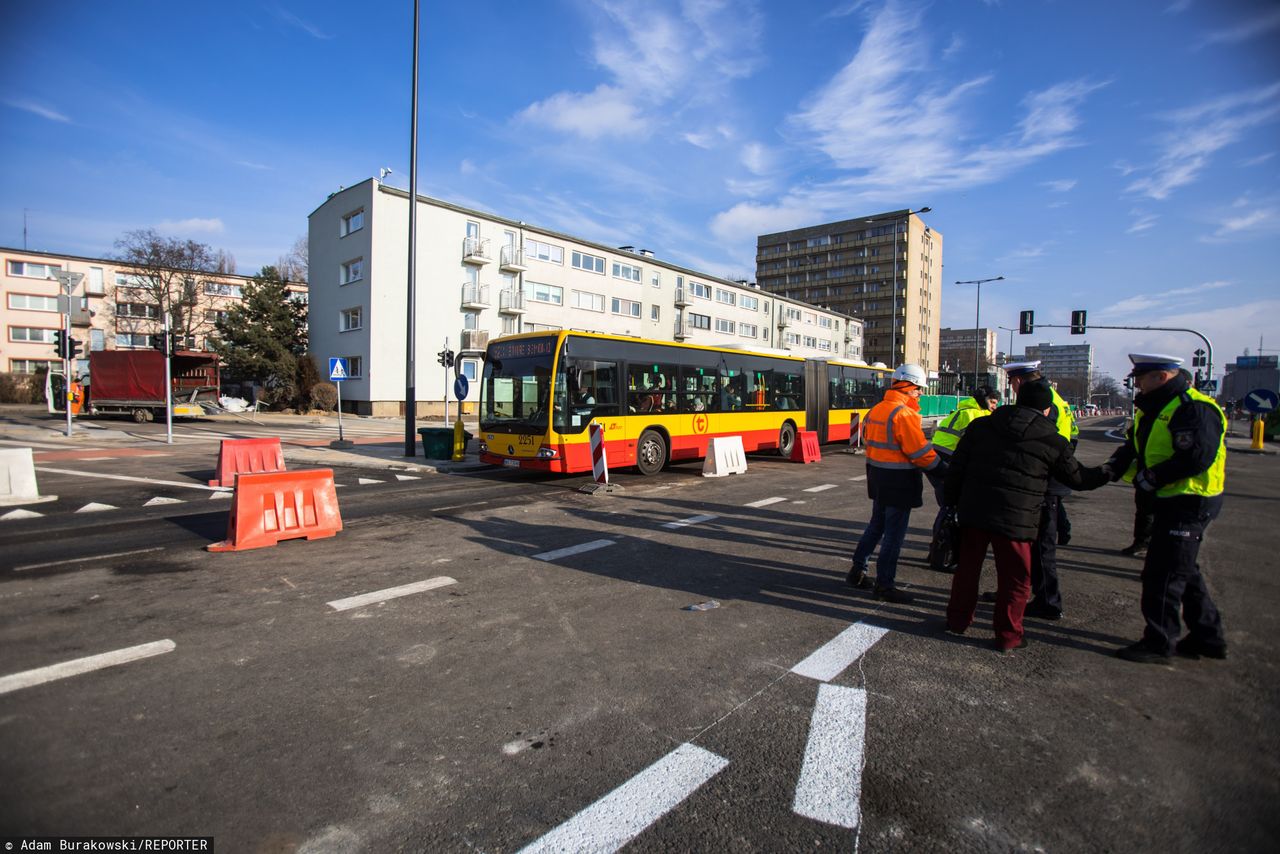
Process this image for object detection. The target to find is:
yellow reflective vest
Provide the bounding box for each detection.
[1050,387,1079,442]
[932,398,990,453]
[1123,387,1226,497]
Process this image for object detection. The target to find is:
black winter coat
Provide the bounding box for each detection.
[943,405,1108,540]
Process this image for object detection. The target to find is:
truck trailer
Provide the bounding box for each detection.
[85,350,220,422]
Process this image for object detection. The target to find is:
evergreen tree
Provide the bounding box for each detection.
[213,266,308,404]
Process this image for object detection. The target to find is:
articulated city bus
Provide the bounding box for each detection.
[477,330,890,475]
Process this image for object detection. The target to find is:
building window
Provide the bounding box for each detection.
[819,316,833,329]
[501,315,522,335]
[114,273,149,288]
[739,323,758,338]
[715,289,736,306]
[7,293,59,312]
[462,311,479,330]
[87,267,105,295]
[572,251,605,274]
[205,309,229,324]
[10,359,55,373]
[343,356,363,378]
[90,329,105,351]
[340,258,363,285]
[650,305,660,321]
[117,332,158,349]
[716,318,735,334]
[688,312,711,330]
[803,335,817,347]
[340,209,365,236]
[786,307,802,321]
[818,340,832,352]
[572,290,605,312]
[7,260,62,278]
[460,359,478,381]
[785,332,800,345]
[9,326,58,343]
[689,281,711,299]
[741,294,759,311]
[340,307,362,331]
[523,280,563,305]
[612,262,642,282]
[650,271,661,289]
[203,281,243,298]
[611,297,641,317]
[118,303,160,319]
[524,239,564,265]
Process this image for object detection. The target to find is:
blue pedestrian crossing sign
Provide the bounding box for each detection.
[328,357,349,382]
[1244,388,1278,414]
[454,375,470,400]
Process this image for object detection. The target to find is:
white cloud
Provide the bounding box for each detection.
[1200,7,1280,46]
[1126,82,1280,200]
[1240,151,1275,167]
[1201,207,1279,242]
[156,217,225,235]
[740,142,774,175]
[4,98,70,123]
[941,32,965,60]
[269,5,331,40]
[519,85,645,140]
[1164,0,1192,13]
[1041,179,1077,192]
[997,243,1051,262]
[460,159,476,175]
[1127,212,1159,233]
[235,160,271,170]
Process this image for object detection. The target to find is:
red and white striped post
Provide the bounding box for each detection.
[848,412,863,453]
[589,421,609,485]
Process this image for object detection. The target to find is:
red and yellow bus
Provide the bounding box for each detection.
[477,330,891,475]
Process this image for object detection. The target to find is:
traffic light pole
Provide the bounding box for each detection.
[163,315,173,445]
[63,310,72,438]
[1031,322,1214,391]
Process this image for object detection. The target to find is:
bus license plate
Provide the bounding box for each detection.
[503,459,521,468]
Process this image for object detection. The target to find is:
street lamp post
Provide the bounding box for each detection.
[996,325,1017,363]
[955,276,1004,390]
[865,207,930,366]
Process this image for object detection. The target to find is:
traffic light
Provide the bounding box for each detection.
[153,333,168,355]
[437,349,455,368]
[68,337,82,359]
[1070,309,1087,335]
[53,330,68,358]
[1124,375,1134,391]
[169,332,181,355]
[1019,310,1034,335]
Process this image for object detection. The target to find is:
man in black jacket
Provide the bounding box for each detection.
[943,380,1110,652]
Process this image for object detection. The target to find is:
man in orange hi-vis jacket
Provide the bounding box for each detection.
[846,363,942,604]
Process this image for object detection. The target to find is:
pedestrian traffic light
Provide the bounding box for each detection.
[1019,310,1034,335]
[1070,310,1087,335]
[437,349,455,368]
[53,330,68,358]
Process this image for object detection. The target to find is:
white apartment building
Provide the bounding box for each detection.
[309,179,865,416]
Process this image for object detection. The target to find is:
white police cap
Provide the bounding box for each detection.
[1128,353,1184,375]
[1003,360,1042,378]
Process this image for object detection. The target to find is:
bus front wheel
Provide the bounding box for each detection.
[778,422,797,458]
[636,429,667,476]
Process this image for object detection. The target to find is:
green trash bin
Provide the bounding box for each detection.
[418,427,455,460]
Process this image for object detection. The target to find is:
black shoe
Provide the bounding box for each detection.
[980,591,997,603]
[874,586,915,605]
[994,637,1028,655]
[846,565,873,590]
[1024,602,1063,621]
[1115,642,1172,664]
[1120,542,1148,558]
[1057,532,1072,546]
[1175,636,1228,660]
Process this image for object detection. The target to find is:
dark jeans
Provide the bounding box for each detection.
[948,528,1034,648]
[852,501,912,589]
[1030,495,1062,612]
[1133,487,1157,545]
[1140,495,1225,653]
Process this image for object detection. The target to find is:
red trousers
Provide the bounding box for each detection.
[947,527,1034,649]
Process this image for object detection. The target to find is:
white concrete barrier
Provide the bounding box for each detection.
[0,447,57,506]
[702,436,748,477]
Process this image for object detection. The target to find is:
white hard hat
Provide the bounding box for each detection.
[891,363,928,387]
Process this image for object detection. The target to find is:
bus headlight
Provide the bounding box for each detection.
[536,446,558,459]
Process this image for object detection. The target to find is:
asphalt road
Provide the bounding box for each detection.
[1,415,1277,852]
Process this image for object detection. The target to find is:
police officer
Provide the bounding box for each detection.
[1001,361,1079,620]
[1105,354,1228,664]
[928,386,999,570]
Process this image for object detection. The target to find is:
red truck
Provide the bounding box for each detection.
[86,350,220,422]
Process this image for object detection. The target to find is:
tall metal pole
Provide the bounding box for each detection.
[955,276,1003,390]
[163,313,173,445]
[64,310,72,438]
[404,0,421,457]
[891,219,899,365]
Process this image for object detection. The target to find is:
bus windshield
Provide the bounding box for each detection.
[480,335,558,433]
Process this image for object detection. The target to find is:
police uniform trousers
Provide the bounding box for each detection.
[1132,487,1157,547]
[1139,494,1225,653]
[1030,494,1062,613]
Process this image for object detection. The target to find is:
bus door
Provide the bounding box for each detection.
[805,359,829,442]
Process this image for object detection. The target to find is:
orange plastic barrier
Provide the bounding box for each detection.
[790,430,822,464]
[209,437,286,487]
[207,468,342,553]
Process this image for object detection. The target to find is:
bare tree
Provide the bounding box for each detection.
[113,229,219,347]
[277,235,308,283]
[214,249,237,274]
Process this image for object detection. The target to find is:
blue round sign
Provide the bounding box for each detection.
[453,375,470,400]
[1244,388,1278,414]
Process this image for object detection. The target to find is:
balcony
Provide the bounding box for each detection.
[462,237,491,265]
[674,287,691,307]
[499,246,527,272]
[461,329,490,351]
[461,284,490,310]
[674,319,691,340]
[498,289,526,314]
[777,313,792,328]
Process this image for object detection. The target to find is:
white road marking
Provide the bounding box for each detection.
[76,502,117,513]
[804,484,838,493]
[662,514,718,529]
[1,508,44,521]
[34,467,230,492]
[745,496,787,508]
[850,475,867,482]
[394,474,420,481]
[327,576,458,612]
[358,477,383,485]
[0,639,176,695]
[143,496,184,507]
[78,457,113,461]
[533,540,615,561]
[0,438,68,450]
[792,683,868,829]
[209,491,232,500]
[790,622,889,683]
[516,742,729,854]
[13,546,165,573]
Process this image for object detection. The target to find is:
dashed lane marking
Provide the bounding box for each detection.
[745,497,787,508]
[790,621,889,683]
[662,514,718,529]
[850,475,867,482]
[803,484,838,493]
[143,497,185,507]
[34,467,230,492]
[394,474,420,481]
[516,742,729,854]
[792,683,869,830]
[1,508,43,521]
[76,502,117,513]
[533,540,615,561]
[0,639,176,695]
[357,477,383,485]
[13,546,166,573]
[327,576,458,612]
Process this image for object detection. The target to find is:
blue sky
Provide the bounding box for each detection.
[2,0,1278,383]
